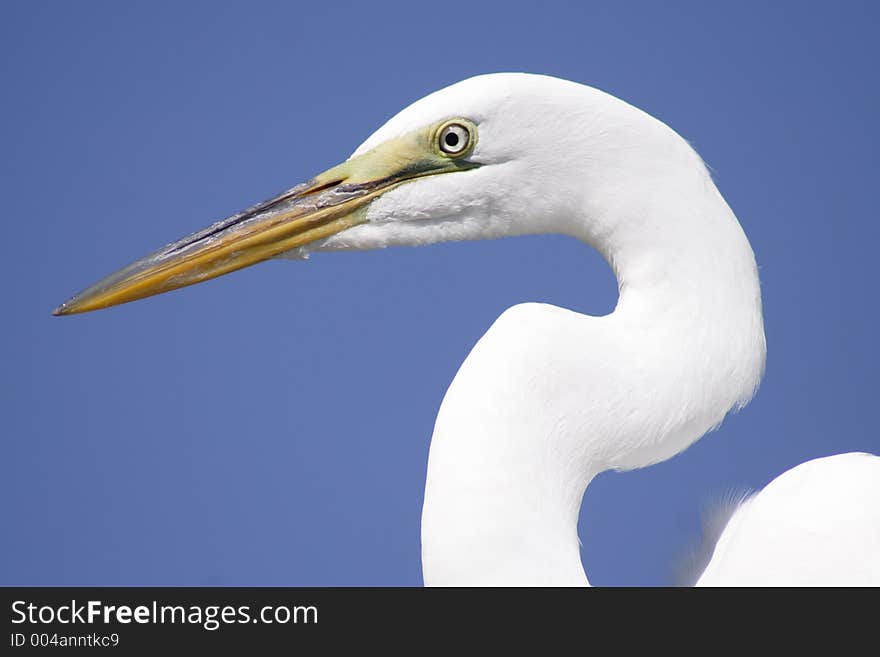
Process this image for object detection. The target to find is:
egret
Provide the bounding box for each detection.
[54,73,880,585]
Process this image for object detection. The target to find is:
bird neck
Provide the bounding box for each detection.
[422,138,765,586]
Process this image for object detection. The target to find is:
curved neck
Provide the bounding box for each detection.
[421,149,765,586]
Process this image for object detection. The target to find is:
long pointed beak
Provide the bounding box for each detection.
[53,129,476,316]
[53,166,372,315]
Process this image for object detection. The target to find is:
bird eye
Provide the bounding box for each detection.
[438,123,471,156]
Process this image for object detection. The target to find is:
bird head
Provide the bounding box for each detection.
[53,73,645,315]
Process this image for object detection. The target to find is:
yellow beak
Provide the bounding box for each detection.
[53,128,477,316]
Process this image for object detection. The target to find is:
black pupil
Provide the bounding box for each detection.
[444,130,460,148]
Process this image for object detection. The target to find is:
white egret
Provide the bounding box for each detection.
[55,73,880,586]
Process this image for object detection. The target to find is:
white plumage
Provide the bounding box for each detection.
[697,453,880,586]
[59,73,880,586]
[311,74,877,585]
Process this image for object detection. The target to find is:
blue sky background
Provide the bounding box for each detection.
[2,1,878,586]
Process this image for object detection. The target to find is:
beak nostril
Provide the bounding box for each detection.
[296,178,346,199]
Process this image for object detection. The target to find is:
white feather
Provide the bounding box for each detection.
[288,73,874,585]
